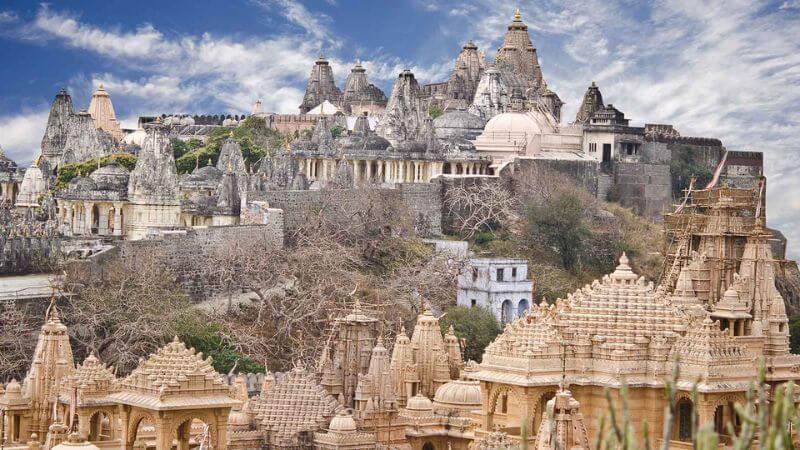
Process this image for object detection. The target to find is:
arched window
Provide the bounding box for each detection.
[501,300,513,324]
[517,299,529,316]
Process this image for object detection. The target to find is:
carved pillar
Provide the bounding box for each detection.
[118,405,132,450]
[98,204,110,236]
[377,160,384,182]
[113,203,123,236]
[366,160,372,183]
[154,415,171,450]
[78,411,90,441]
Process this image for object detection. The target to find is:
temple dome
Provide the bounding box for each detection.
[188,165,223,182]
[434,111,485,140]
[90,163,130,190]
[405,393,433,411]
[0,146,17,172]
[483,111,552,137]
[328,411,357,432]
[52,433,101,450]
[433,379,481,408]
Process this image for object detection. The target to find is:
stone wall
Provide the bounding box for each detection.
[0,236,60,275]
[70,225,284,300]
[502,158,600,197]
[251,183,442,237]
[612,162,672,220]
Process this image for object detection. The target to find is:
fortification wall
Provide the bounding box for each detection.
[613,162,672,220]
[503,158,600,196]
[0,236,60,275]
[250,183,442,237]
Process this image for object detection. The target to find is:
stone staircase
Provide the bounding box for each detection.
[597,174,614,200]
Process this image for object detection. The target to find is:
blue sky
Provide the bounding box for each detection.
[1,0,799,256]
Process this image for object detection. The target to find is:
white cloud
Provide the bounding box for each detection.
[0,10,18,23]
[0,110,50,165]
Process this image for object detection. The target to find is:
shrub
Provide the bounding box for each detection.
[428,105,444,119]
[439,305,502,363]
[670,146,713,198]
[527,189,589,270]
[176,314,265,374]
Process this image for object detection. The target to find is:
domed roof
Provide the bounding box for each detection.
[188,164,223,182]
[328,411,357,433]
[484,111,553,137]
[0,146,17,172]
[336,134,391,152]
[433,379,482,408]
[434,111,485,129]
[90,163,130,190]
[52,433,101,450]
[228,409,251,428]
[180,115,195,126]
[405,393,433,411]
[69,176,97,192]
[5,379,22,395]
[123,129,147,147]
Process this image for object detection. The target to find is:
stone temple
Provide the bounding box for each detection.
[0,6,797,450]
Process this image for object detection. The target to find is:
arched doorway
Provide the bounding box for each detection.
[130,415,154,449]
[674,398,693,442]
[517,299,529,317]
[501,300,513,324]
[422,443,435,450]
[175,416,214,450]
[91,204,100,234]
[714,401,740,444]
[533,391,557,434]
[88,410,114,441]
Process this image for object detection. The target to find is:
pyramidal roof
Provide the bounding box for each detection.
[59,354,119,403]
[249,367,341,446]
[109,337,238,411]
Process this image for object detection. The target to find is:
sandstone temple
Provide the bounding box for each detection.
[0,6,796,450]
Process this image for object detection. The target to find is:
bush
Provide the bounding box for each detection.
[176,314,265,374]
[527,189,589,270]
[439,306,502,363]
[428,105,444,119]
[670,146,713,198]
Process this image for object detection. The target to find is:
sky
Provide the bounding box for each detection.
[0,0,799,256]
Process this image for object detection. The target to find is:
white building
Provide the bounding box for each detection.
[456,258,533,324]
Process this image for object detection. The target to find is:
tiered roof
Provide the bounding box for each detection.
[248,367,341,447]
[109,337,238,410]
[58,354,119,405]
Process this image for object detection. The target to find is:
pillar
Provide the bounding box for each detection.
[113,203,123,236]
[377,160,384,182]
[154,416,172,450]
[366,160,372,182]
[77,412,90,441]
[98,204,110,236]
[83,202,93,235]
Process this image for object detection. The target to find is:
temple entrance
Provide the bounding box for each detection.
[88,411,113,441]
[175,417,212,450]
[674,398,694,442]
[422,443,435,450]
[602,143,612,163]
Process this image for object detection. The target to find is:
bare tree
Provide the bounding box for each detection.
[60,254,190,374]
[0,300,37,381]
[444,180,519,238]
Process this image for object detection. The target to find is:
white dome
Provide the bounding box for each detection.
[406,394,433,411]
[433,379,482,408]
[123,128,147,147]
[180,115,195,126]
[483,111,554,137]
[328,411,357,432]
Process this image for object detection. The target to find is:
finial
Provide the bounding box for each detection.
[98,83,104,90]
[514,8,522,21]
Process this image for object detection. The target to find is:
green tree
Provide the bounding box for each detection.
[428,105,444,119]
[527,189,589,270]
[439,305,501,363]
[670,146,713,198]
[176,314,265,374]
[330,125,345,138]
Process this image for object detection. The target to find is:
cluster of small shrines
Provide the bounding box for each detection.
[1,180,798,450]
[0,9,730,239]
